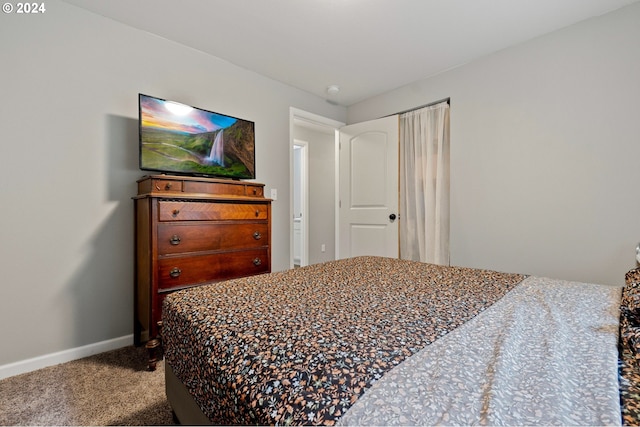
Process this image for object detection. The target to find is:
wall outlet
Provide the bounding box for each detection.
[270,188,277,200]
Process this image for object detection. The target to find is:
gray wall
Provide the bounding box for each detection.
[348,2,640,285]
[0,0,345,366]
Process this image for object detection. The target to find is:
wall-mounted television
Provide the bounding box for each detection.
[139,94,255,179]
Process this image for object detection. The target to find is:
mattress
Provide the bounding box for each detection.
[162,256,625,425]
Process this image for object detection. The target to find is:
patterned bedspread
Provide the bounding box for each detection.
[620,268,640,426]
[162,256,524,425]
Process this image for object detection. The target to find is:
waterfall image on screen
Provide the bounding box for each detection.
[139,94,255,179]
[207,130,225,167]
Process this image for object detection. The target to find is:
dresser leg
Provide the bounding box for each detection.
[145,338,161,371]
[146,320,164,371]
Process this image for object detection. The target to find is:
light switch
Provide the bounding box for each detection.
[270,188,277,201]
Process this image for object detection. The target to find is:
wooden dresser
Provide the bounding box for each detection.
[133,174,271,355]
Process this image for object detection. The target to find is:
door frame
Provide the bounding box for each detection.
[292,140,308,267]
[289,108,344,269]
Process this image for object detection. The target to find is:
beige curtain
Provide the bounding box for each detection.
[400,102,450,264]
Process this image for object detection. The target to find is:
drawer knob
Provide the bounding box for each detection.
[252,258,262,266]
[253,231,262,240]
[169,235,181,245]
[155,182,173,191]
[169,267,181,278]
[255,210,260,217]
[172,209,180,217]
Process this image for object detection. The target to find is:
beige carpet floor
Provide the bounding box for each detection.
[0,346,174,426]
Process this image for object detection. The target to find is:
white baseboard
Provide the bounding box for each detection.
[0,335,134,380]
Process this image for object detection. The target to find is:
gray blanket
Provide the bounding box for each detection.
[339,276,622,426]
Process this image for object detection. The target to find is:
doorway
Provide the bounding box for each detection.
[289,108,344,269]
[290,102,449,267]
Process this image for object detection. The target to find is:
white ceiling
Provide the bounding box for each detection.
[62,0,639,106]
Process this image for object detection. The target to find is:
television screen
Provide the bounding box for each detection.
[139,94,255,179]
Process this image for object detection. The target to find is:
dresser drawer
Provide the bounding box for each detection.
[157,249,270,291]
[158,223,269,255]
[183,180,245,196]
[159,201,268,221]
[138,178,183,194]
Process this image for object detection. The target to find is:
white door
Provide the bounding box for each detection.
[338,115,399,259]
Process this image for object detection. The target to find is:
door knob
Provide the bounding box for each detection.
[389,213,397,222]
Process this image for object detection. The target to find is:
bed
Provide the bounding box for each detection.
[161,256,640,425]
